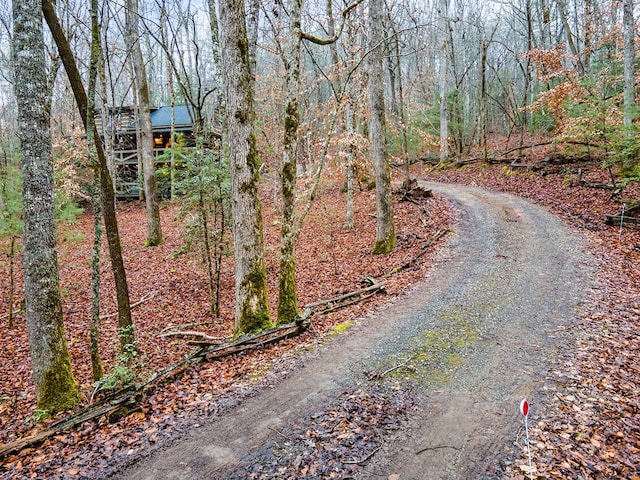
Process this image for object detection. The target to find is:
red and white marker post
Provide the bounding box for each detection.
[520,399,534,479]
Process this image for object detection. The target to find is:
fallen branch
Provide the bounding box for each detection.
[100,290,157,320]
[364,362,416,381]
[605,204,640,227]
[415,444,460,455]
[344,428,384,464]
[305,280,386,314]
[192,312,311,350]
[0,313,312,460]
[159,329,226,343]
[387,229,450,276]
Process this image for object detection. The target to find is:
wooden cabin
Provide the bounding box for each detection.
[96,105,219,198]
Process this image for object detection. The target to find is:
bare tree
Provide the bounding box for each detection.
[13,0,80,414]
[276,0,303,325]
[125,0,163,246]
[42,0,136,351]
[623,0,636,171]
[218,0,271,333]
[438,0,450,162]
[368,0,395,254]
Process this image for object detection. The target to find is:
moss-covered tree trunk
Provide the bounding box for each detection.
[126,0,163,246]
[276,0,303,325]
[368,0,396,255]
[219,0,271,334]
[42,0,135,350]
[88,0,104,381]
[13,0,80,414]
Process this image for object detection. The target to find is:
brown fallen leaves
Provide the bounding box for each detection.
[424,157,640,479]
[226,385,418,479]
[0,180,451,478]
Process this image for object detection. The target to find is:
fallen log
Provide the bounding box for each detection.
[605,215,640,226]
[605,204,640,227]
[0,315,312,460]
[387,229,450,276]
[305,280,386,315]
[191,312,311,350]
[159,329,226,343]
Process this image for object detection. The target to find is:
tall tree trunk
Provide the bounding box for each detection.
[583,0,592,72]
[276,0,302,325]
[219,0,272,334]
[623,0,637,171]
[88,0,104,382]
[368,0,395,255]
[125,0,163,247]
[13,0,80,414]
[438,0,449,163]
[345,102,356,229]
[480,35,489,162]
[541,0,552,48]
[8,235,15,329]
[247,0,260,89]
[42,0,135,350]
[557,0,585,75]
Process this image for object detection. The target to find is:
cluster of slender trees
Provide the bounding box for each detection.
[3,0,639,413]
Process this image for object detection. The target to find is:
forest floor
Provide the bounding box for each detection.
[0,147,639,479]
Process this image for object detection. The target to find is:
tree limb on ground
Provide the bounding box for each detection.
[99,290,157,320]
[0,314,311,460]
[159,329,226,343]
[386,229,450,276]
[305,280,386,315]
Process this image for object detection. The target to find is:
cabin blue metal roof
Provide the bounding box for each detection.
[150,105,194,131]
[123,105,195,132]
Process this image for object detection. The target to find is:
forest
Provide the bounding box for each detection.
[1,0,639,478]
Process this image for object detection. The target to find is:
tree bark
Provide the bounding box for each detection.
[218,0,272,333]
[42,0,135,350]
[277,0,303,325]
[88,0,104,382]
[125,0,163,247]
[623,0,637,171]
[438,0,449,163]
[13,0,80,414]
[368,0,396,255]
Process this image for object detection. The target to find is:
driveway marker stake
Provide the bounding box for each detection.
[520,398,534,479]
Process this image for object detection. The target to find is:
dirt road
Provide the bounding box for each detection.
[116,183,592,479]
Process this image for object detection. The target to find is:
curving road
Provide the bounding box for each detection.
[117,183,593,479]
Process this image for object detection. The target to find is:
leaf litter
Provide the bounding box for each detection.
[1,155,639,478]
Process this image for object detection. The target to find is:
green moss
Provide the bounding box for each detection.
[37,357,80,416]
[236,266,272,334]
[277,266,299,325]
[144,237,164,247]
[324,320,354,339]
[374,307,480,386]
[284,103,299,135]
[371,228,396,254]
[333,320,354,333]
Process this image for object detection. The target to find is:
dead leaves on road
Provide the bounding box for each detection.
[428,161,640,479]
[227,385,417,479]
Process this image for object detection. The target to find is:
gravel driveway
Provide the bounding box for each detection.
[117,182,593,479]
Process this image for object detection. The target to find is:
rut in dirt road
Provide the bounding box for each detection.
[115,183,592,480]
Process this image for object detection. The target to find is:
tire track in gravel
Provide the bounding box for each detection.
[116,183,593,480]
